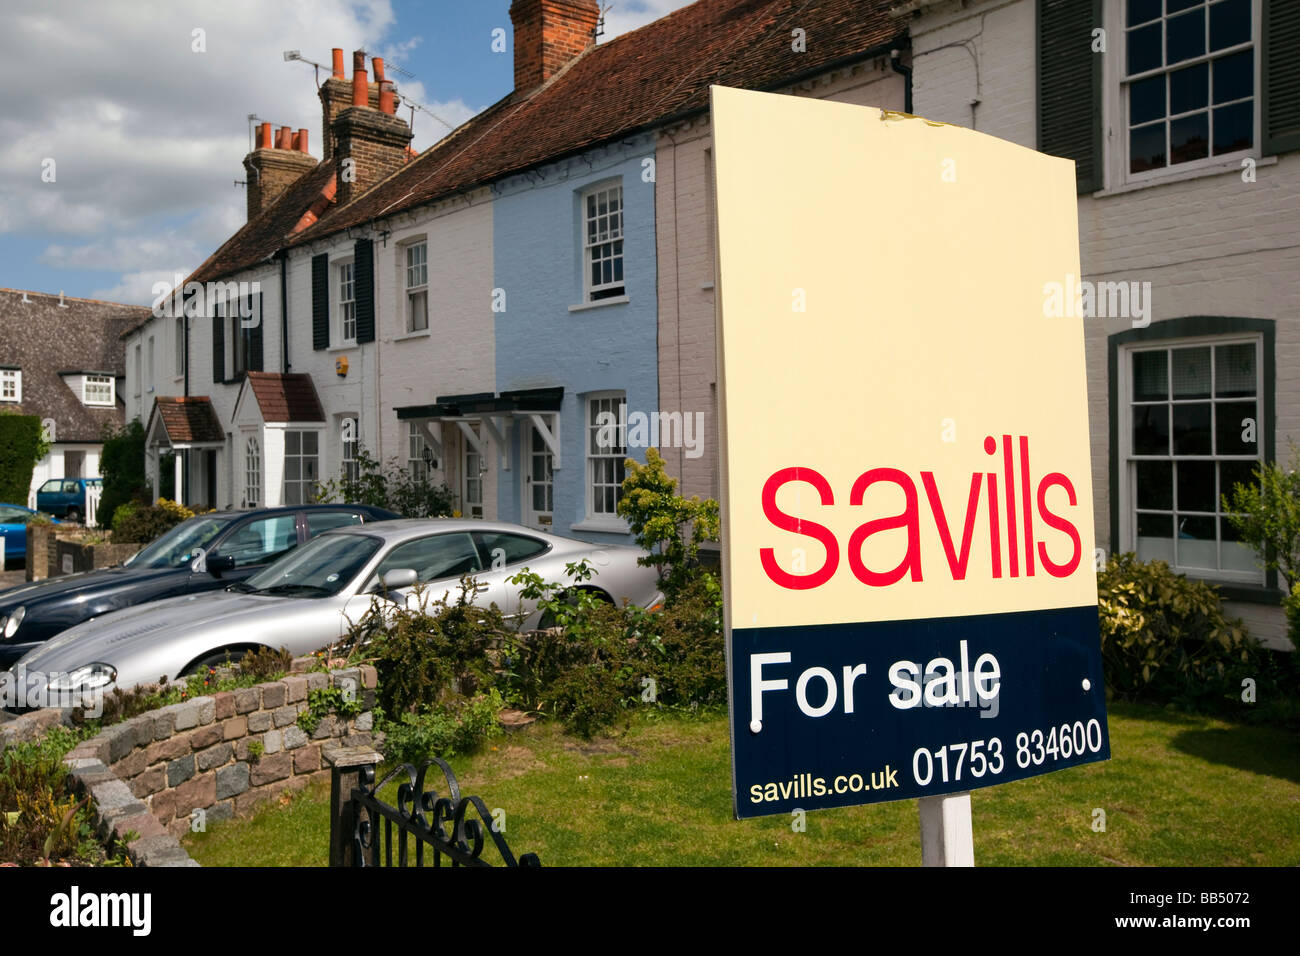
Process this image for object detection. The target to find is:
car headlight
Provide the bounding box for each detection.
[3,607,22,639]
[48,662,116,693]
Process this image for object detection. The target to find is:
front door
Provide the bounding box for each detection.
[524,423,553,529]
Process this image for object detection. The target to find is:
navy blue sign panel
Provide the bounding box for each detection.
[730,605,1109,818]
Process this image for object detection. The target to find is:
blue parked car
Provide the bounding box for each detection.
[35,478,102,524]
[0,504,58,570]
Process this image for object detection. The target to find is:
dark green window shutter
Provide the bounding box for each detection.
[312,253,330,351]
[248,291,264,372]
[354,238,375,344]
[1038,0,1102,193]
[212,309,225,384]
[1264,0,1300,155]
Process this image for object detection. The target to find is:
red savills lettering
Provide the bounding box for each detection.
[759,435,1082,589]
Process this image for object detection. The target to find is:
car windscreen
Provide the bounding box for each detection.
[237,533,383,598]
[123,516,230,569]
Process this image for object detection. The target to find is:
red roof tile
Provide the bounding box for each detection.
[190,0,900,283]
[245,372,325,423]
[150,396,225,444]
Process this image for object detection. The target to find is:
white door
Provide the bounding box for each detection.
[524,423,553,529]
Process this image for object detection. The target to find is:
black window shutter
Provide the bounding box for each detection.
[1038,0,1102,193]
[355,238,375,344]
[1264,0,1300,155]
[312,253,330,351]
[249,291,264,372]
[212,309,225,383]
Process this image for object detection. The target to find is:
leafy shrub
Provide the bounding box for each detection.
[1098,553,1263,703]
[347,579,504,718]
[314,445,454,518]
[0,726,100,865]
[97,420,149,529]
[235,646,294,682]
[503,566,725,737]
[0,412,48,506]
[1222,443,1300,650]
[381,690,506,766]
[617,447,719,596]
[112,498,193,545]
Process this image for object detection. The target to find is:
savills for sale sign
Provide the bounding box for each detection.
[710,86,1110,819]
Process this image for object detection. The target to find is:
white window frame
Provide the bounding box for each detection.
[244,435,261,508]
[1105,0,1261,190]
[340,415,360,484]
[0,370,20,402]
[405,240,429,333]
[133,344,141,399]
[146,335,155,392]
[462,422,483,519]
[336,260,357,345]
[1117,332,1265,585]
[581,182,625,303]
[283,429,321,505]
[408,422,430,481]
[82,374,114,406]
[585,391,627,523]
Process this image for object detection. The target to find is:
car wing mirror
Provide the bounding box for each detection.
[199,553,237,576]
[379,568,417,595]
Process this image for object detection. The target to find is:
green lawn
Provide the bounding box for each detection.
[182,701,1300,866]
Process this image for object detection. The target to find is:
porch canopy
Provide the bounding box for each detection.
[395,386,564,471]
[144,396,224,505]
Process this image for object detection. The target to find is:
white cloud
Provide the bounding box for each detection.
[90,269,195,308]
[600,0,697,41]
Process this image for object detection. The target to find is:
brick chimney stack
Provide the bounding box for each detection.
[242,122,317,221]
[509,0,600,94]
[319,47,382,161]
[330,50,413,205]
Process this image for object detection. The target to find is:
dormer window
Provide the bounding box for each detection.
[83,374,114,406]
[0,369,19,402]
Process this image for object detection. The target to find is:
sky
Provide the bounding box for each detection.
[0,0,695,307]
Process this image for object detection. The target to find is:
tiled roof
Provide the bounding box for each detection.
[189,159,337,285]
[149,396,225,444]
[246,371,325,423]
[189,0,900,282]
[291,0,902,245]
[0,288,149,443]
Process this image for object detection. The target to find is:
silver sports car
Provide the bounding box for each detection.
[4,519,664,699]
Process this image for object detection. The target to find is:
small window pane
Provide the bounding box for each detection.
[1177,460,1216,512]
[1171,347,1211,398]
[1176,515,1218,569]
[1136,460,1173,510]
[1213,101,1253,154]
[1133,351,1168,400]
[1209,0,1250,51]
[1137,512,1175,563]
[286,431,300,455]
[1172,403,1212,455]
[303,431,319,454]
[1166,8,1206,65]
[1170,112,1209,163]
[1166,0,1202,13]
[1134,405,1170,454]
[1214,343,1255,396]
[1169,63,1207,114]
[1220,460,1258,504]
[1213,49,1253,104]
[1215,400,1258,455]
[1128,22,1163,74]
[1130,121,1167,172]
[1128,0,1161,26]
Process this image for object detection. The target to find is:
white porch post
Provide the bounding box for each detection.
[173,452,184,506]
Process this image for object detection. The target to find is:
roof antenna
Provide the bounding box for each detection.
[283,49,327,89]
[596,3,611,41]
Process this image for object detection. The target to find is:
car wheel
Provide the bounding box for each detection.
[66,508,82,525]
[537,587,612,630]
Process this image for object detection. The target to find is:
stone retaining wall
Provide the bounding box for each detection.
[1,664,379,866]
